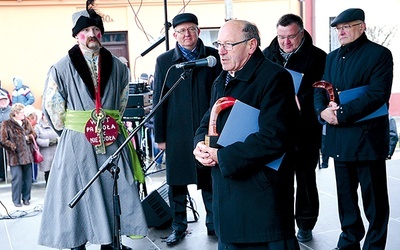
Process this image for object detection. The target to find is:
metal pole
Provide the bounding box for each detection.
[224,0,233,21]
[164,0,169,51]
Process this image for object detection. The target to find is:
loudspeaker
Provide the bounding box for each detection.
[141,183,172,228]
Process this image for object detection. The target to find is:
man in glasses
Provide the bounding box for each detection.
[153,13,221,246]
[194,19,300,249]
[314,8,393,250]
[263,14,327,243]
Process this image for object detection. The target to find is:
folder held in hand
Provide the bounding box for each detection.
[338,85,388,122]
[217,100,285,170]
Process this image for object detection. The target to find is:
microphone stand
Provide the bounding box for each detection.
[68,69,192,250]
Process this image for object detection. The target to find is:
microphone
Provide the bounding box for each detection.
[175,56,217,69]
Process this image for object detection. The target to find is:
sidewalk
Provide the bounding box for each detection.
[1,151,399,250]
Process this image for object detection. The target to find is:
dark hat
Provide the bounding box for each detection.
[0,89,8,100]
[140,73,149,81]
[331,8,365,27]
[172,13,198,28]
[72,9,104,37]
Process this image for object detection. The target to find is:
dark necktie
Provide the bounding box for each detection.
[225,73,233,86]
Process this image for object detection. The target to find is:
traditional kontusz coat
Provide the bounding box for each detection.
[38,45,148,248]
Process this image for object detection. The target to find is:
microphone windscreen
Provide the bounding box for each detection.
[207,56,217,67]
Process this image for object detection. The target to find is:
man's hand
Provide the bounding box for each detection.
[193,141,218,167]
[156,142,166,150]
[321,101,339,125]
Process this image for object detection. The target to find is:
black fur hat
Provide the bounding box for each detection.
[72,1,104,37]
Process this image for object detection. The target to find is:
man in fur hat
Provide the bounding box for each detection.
[38,3,148,250]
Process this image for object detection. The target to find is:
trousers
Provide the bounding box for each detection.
[10,163,32,204]
[334,160,389,249]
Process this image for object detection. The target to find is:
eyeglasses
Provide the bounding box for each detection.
[175,27,198,34]
[277,29,303,40]
[334,23,362,32]
[212,38,252,51]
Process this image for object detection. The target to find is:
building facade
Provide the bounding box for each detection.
[0,0,398,114]
[0,0,302,109]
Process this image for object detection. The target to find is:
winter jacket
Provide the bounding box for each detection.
[34,120,59,172]
[12,77,35,106]
[194,48,299,243]
[263,30,326,150]
[153,39,222,187]
[1,118,35,166]
[314,33,393,161]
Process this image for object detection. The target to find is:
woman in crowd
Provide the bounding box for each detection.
[0,103,35,207]
[34,113,59,185]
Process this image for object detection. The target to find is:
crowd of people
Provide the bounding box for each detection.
[0,80,59,205]
[0,3,398,250]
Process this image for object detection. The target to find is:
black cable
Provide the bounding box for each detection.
[186,195,199,223]
[0,200,43,220]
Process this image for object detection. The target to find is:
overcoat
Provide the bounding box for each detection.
[1,118,35,166]
[153,39,222,187]
[34,120,59,173]
[38,45,148,248]
[194,48,299,243]
[263,30,326,150]
[314,33,393,161]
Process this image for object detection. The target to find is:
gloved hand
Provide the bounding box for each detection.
[49,138,58,146]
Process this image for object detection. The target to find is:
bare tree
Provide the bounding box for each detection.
[366,25,398,47]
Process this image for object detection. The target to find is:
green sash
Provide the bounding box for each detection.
[64,109,145,183]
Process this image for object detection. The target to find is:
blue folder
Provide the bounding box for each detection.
[338,85,388,122]
[217,100,284,170]
[286,69,303,95]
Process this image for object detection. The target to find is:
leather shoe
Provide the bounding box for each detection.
[165,230,186,246]
[100,244,132,250]
[14,203,22,207]
[207,230,216,236]
[23,200,30,206]
[297,229,312,242]
[71,244,86,250]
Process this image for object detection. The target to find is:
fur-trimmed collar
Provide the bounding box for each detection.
[68,45,113,98]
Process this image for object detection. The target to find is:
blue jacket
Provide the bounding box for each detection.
[12,77,35,106]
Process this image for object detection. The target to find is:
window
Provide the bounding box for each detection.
[199,28,219,47]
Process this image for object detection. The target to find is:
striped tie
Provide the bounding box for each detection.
[225,73,232,86]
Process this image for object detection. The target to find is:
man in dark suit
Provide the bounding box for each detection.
[193,19,300,249]
[263,13,327,243]
[153,13,222,246]
[314,8,393,250]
